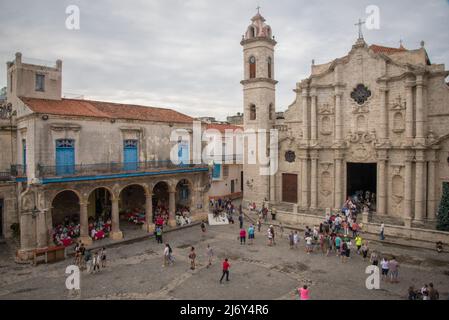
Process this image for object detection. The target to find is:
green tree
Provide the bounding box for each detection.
[436,182,449,231]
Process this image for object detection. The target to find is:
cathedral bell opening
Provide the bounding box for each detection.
[346,162,377,211]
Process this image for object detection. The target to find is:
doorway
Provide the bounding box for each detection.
[346,162,377,198]
[282,173,298,203]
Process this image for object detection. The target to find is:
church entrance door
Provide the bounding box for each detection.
[346,162,377,201]
[282,173,298,203]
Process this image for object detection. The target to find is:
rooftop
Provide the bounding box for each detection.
[20,97,194,123]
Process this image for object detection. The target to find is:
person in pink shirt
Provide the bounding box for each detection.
[239,228,246,245]
[298,285,310,300]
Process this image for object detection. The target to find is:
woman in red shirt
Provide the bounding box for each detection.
[219,258,230,283]
[239,228,246,245]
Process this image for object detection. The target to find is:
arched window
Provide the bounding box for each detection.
[249,104,256,120]
[249,56,256,79]
[249,26,255,38]
[267,57,272,79]
[269,103,273,120]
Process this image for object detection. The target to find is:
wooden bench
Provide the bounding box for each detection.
[33,245,66,266]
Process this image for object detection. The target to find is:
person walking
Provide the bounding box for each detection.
[201,220,207,236]
[429,283,440,300]
[289,232,294,249]
[92,251,100,273]
[293,231,299,249]
[100,247,107,268]
[381,257,389,281]
[267,228,273,246]
[257,218,262,232]
[279,222,284,239]
[388,256,399,283]
[163,243,170,267]
[361,241,369,261]
[370,250,379,266]
[298,285,310,300]
[248,224,255,245]
[206,244,214,268]
[238,213,244,229]
[270,225,276,245]
[335,235,342,257]
[189,247,197,270]
[219,258,230,284]
[239,228,247,245]
[379,222,385,240]
[79,243,86,270]
[155,225,163,244]
[84,249,92,273]
[355,235,363,255]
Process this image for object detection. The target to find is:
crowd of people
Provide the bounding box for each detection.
[176,206,192,226]
[52,217,80,247]
[210,197,238,224]
[73,241,107,274]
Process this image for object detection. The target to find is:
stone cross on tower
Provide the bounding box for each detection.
[354,18,365,39]
[256,5,261,14]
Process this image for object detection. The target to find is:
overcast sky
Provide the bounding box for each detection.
[1,0,448,120]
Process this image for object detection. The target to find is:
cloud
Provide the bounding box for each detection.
[0,0,448,120]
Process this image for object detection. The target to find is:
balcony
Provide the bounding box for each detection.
[10,161,209,183]
[0,171,12,182]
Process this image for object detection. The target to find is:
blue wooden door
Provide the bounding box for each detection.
[56,139,75,175]
[124,140,138,171]
[212,163,221,179]
[178,141,189,165]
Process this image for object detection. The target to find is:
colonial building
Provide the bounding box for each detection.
[241,11,449,233]
[205,123,243,201]
[0,53,210,260]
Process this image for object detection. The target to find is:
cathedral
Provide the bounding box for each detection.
[241,11,449,235]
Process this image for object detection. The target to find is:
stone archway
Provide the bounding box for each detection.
[119,184,147,228]
[176,178,193,211]
[50,190,81,246]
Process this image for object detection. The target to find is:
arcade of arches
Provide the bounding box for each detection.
[46,176,206,247]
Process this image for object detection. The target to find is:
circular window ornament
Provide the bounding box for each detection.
[351,84,371,105]
[285,150,296,163]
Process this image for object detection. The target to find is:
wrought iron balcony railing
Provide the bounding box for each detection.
[34,160,208,178]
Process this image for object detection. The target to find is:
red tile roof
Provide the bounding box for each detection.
[369,44,407,54]
[206,123,243,133]
[20,97,194,123]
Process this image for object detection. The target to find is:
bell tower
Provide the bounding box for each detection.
[241,9,277,207]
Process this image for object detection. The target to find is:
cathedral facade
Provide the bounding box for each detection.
[241,12,449,230]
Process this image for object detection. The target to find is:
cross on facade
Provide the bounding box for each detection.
[354,18,365,39]
[256,5,261,14]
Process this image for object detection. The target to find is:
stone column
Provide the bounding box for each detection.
[334,91,343,142]
[414,150,426,223]
[168,190,176,227]
[269,172,276,204]
[302,88,309,142]
[36,210,48,248]
[110,197,123,240]
[310,150,318,209]
[427,150,437,220]
[143,191,155,233]
[405,80,415,144]
[79,202,92,245]
[300,154,309,209]
[310,89,317,144]
[377,153,387,216]
[379,84,389,142]
[403,151,414,227]
[415,75,425,143]
[334,150,344,209]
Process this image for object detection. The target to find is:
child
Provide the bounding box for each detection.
[298,285,310,300]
